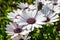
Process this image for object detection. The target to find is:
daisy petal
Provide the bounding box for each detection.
[33,24,42,28]
[36,22,46,25]
[50,19,59,23]
[11,34,18,39]
[18,3,28,9]
[29,4,36,10]
[49,13,57,18]
[18,22,28,26]
[6,31,14,34]
[31,10,37,18]
[36,15,46,22]
[42,5,50,15]
[22,24,32,31]
[20,30,30,35]
[51,15,59,19]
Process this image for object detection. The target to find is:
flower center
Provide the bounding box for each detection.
[26,18,36,24]
[19,38,24,40]
[44,17,50,22]
[14,28,22,33]
[38,2,43,10]
[50,10,55,13]
[53,2,58,5]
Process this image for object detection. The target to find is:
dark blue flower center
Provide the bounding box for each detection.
[27,18,36,24]
[44,17,50,22]
[53,2,58,5]
[19,38,24,40]
[38,2,43,10]
[14,28,22,33]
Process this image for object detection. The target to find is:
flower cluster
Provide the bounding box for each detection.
[6,0,60,40]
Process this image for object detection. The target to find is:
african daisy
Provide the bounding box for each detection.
[40,5,59,24]
[18,2,36,10]
[6,22,30,38]
[12,8,46,31]
[12,33,31,40]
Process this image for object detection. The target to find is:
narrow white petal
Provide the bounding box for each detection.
[17,9,29,21]
[9,22,15,28]
[11,34,18,39]
[31,10,37,18]
[42,5,50,15]
[17,21,28,26]
[23,10,32,18]
[55,10,60,13]
[36,22,46,25]
[13,19,20,22]
[36,16,46,22]
[50,19,59,23]
[18,3,28,9]
[8,16,15,19]
[6,31,14,34]
[22,24,32,30]
[8,34,13,35]
[33,24,42,28]
[51,15,59,19]
[20,30,30,35]
[29,4,36,10]
[38,11,45,17]
[20,10,30,20]
[8,12,15,17]
[6,25,15,29]
[31,26,34,31]
[13,10,18,15]
[49,13,57,18]
[6,28,13,31]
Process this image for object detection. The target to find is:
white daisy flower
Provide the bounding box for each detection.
[34,0,51,6]
[18,3,28,9]
[47,0,58,2]
[12,33,31,40]
[53,6,60,14]
[41,6,59,24]
[46,0,60,13]
[6,22,30,39]
[8,9,23,22]
[18,2,36,10]
[34,0,52,10]
[13,9,46,31]
[46,0,58,4]
[48,0,60,5]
